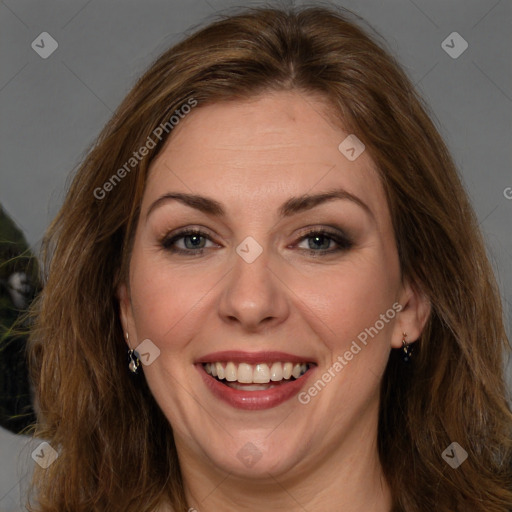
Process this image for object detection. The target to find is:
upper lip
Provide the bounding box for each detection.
[195,350,317,365]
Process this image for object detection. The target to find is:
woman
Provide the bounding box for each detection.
[27,5,512,511]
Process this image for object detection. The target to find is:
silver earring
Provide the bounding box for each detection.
[402,332,414,362]
[126,332,141,374]
[128,350,141,374]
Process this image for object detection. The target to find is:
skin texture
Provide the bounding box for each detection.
[118,91,431,511]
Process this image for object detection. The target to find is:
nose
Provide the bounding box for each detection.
[218,243,290,333]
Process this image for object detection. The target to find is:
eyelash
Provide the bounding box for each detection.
[160,227,354,257]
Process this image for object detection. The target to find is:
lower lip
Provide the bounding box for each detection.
[196,364,315,411]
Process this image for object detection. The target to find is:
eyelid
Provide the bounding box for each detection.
[294,225,351,240]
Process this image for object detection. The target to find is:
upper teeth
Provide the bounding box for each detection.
[203,362,309,383]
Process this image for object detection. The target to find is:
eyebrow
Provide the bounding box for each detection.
[145,187,374,222]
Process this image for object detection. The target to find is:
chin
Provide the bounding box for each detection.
[195,426,312,479]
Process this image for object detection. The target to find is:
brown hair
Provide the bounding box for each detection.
[27,5,512,511]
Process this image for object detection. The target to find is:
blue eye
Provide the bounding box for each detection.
[161,229,214,256]
[295,228,354,256]
[161,228,353,257]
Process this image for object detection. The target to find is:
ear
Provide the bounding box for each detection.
[391,278,431,349]
[117,282,137,350]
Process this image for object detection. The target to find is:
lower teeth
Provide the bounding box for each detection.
[225,382,276,391]
[218,376,297,391]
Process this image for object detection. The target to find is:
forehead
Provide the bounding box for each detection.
[143,91,388,223]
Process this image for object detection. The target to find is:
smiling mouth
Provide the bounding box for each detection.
[202,361,313,391]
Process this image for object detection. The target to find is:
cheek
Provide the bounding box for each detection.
[128,251,211,352]
[301,255,399,322]
[296,249,400,355]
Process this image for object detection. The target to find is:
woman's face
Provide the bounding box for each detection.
[119,91,428,481]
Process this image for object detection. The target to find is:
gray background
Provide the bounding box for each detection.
[1,0,511,510]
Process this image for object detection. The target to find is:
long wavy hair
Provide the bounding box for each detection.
[27,5,512,511]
